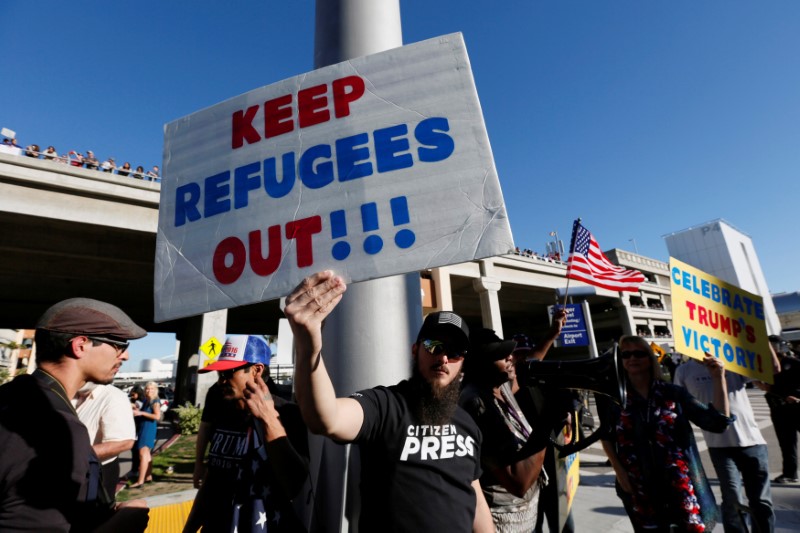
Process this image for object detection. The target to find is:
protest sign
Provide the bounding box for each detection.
[670,257,774,383]
[154,33,513,322]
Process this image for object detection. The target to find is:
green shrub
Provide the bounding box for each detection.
[170,402,202,435]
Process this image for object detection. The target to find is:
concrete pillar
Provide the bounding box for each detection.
[473,276,503,336]
[431,267,454,311]
[312,2,409,532]
[616,294,636,337]
[174,309,227,407]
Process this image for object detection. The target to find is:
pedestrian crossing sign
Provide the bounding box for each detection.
[200,336,223,367]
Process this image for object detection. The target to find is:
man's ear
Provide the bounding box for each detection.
[252,363,265,378]
[68,336,91,359]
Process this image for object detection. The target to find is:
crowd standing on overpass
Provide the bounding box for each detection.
[1,136,160,181]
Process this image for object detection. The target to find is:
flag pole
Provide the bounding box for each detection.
[562,218,581,308]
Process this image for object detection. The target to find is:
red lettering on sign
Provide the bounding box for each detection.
[264,94,294,139]
[231,105,261,149]
[698,305,708,326]
[213,237,247,284]
[231,75,366,150]
[685,300,756,341]
[212,217,323,285]
[286,216,322,268]
[249,225,282,276]
[298,84,330,128]
[332,76,365,118]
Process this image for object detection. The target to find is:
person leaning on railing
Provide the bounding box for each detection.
[42,146,58,160]
[8,138,163,182]
[68,150,84,167]
[84,150,100,170]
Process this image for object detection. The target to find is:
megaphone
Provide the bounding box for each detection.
[525,349,626,456]
[526,350,626,406]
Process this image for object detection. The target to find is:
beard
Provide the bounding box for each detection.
[409,363,462,426]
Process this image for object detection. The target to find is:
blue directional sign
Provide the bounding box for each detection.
[558,304,589,347]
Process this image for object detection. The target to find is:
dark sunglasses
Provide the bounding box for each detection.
[421,339,467,361]
[218,364,253,380]
[620,350,650,360]
[86,336,130,352]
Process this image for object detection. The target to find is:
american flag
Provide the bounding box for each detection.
[566,220,645,292]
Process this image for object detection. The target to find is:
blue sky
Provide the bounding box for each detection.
[3,1,798,367]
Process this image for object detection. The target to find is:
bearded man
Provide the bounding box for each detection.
[285,271,494,533]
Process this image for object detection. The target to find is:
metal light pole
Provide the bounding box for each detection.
[549,230,564,258]
[310,2,421,531]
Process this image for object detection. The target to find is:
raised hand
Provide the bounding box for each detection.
[284,271,347,355]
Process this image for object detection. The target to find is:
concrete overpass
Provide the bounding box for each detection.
[1,152,644,404]
[0,152,287,333]
[0,153,288,403]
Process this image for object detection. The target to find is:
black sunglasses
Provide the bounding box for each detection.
[620,350,650,360]
[421,339,467,361]
[218,364,253,380]
[86,336,130,352]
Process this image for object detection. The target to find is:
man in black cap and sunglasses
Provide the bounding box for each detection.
[285,271,494,532]
[0,298,149,532]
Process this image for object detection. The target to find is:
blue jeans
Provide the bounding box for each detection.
[709,445,774,533]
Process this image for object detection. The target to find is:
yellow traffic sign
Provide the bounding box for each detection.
[200,336,223,367]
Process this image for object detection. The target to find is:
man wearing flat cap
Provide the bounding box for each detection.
[284,271,494,532]
[0,298,149,532]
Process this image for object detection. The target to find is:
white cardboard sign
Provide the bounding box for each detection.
[154,33,513,322]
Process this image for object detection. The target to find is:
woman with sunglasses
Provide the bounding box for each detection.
[601,336,731,532]
[130,382,161,489]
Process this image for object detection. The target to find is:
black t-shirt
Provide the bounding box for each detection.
[199,393,309,532]
[351,380,482,532]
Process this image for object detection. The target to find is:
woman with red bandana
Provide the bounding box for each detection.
[601,336,731,532]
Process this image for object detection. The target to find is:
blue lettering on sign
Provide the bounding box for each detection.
[391,196,415,249]
[173,116,454,228]
[329,196,416,260]
[671,266,764,320]
[361,202,382,255]
[330,210,350,261]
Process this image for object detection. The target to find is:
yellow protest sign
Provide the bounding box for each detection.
[199,336,223,368]
[670,257,774,383]
[562,418,580,515]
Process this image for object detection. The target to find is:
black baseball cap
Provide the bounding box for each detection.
[471,328,517,361]
[417,311,470,352]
